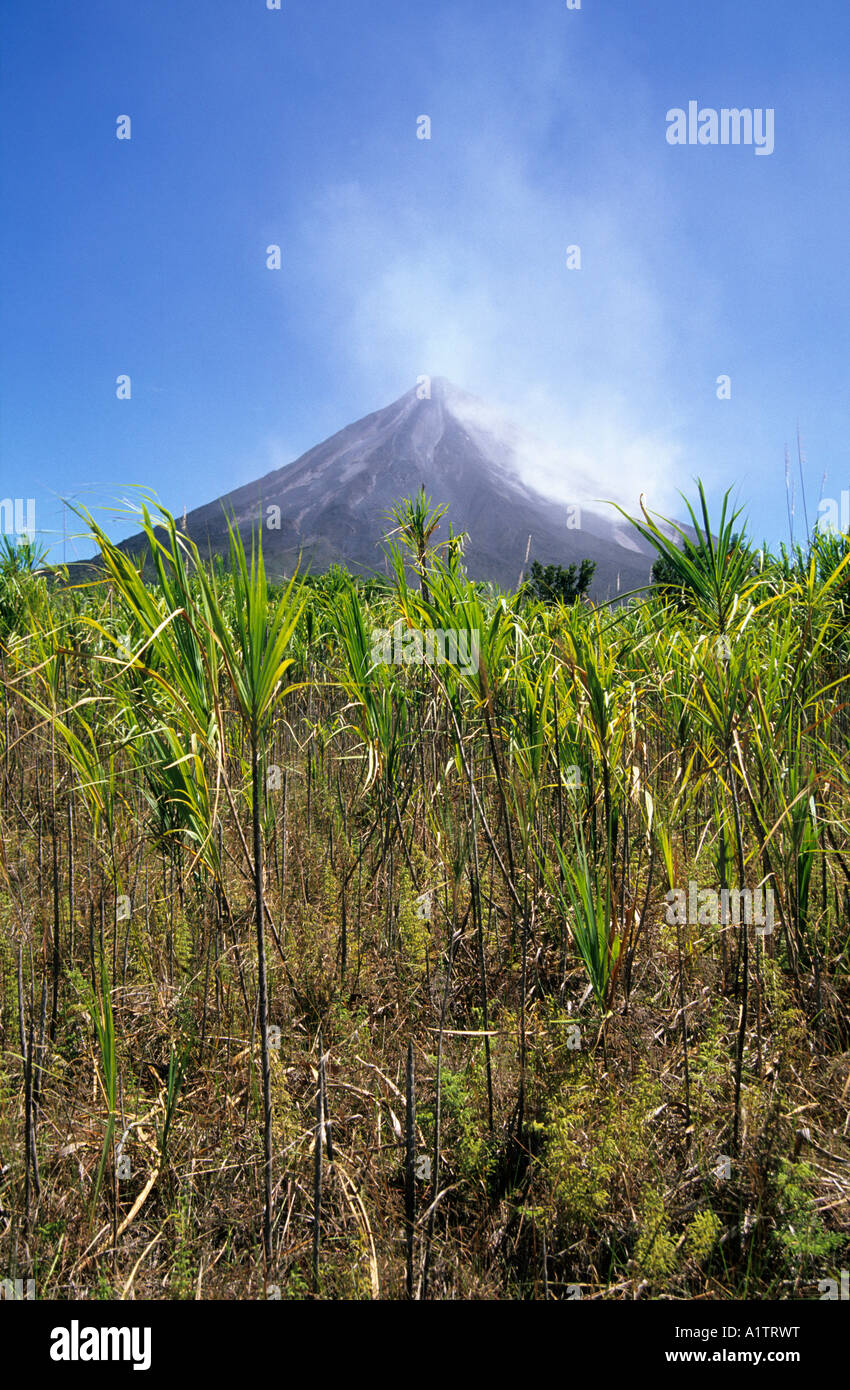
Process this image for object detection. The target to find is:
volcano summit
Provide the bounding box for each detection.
[154,379,660,598]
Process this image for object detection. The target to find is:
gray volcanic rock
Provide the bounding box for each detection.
[137,379,661,598]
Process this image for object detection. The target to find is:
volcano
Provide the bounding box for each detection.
[146,379,660,598]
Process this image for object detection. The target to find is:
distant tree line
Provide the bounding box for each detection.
[522,558,597,605]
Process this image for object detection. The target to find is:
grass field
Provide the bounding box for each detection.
[1,484,848,1300]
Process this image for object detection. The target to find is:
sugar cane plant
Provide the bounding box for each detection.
[0,481,847,1300]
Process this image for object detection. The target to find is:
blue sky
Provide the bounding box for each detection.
[1,0,848,562]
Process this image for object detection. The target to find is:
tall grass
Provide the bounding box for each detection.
[0,482,847,1298]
